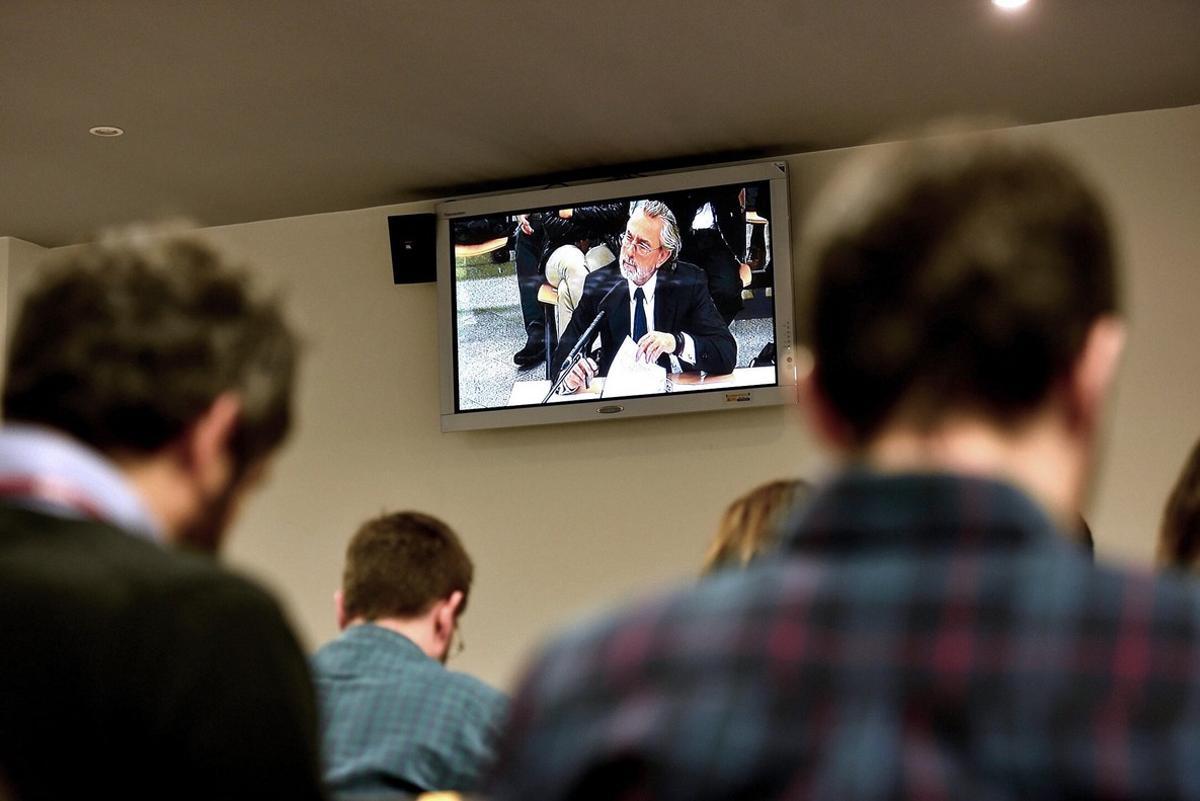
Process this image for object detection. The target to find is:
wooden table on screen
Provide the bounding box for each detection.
[506,366,777,406]
[453,236,509,259]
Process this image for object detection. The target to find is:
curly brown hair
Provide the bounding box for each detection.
[3,228,297,475]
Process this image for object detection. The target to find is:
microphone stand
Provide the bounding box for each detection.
[540,278,626,404]
[541,309,606,403]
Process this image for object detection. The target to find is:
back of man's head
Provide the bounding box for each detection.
[341,511,474,622]
[798,126,1119,447]
[3,226,297,477]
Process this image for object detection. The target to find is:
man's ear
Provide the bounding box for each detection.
[334,590,348,631]
[434,590,465,641]
[182,392,242,484]
[1067,316,1126,433]
[797,362,855,453]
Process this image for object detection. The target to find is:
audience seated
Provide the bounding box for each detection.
[700,478,810,574]
[485,124,1200,800]
[1157,437,1200,570]
[313,511,507,799]
[0,226,324,800]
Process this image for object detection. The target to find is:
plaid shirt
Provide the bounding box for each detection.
[488,470,1200,800]
[312,624,508,796]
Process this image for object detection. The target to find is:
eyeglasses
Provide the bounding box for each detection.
[620,231,661,257]
[449,623,465,659]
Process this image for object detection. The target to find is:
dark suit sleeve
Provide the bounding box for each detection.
[676,267,737,374]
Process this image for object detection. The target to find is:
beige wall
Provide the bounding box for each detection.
[0,240,9,355]
[1049,108,1200,566]
[9,104,1200,691]
[186,208,823,692]
[0,237,48,381]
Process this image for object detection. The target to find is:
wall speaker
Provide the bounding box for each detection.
[387,213,436,284]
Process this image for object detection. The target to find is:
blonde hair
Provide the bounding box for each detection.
[701,479,809,575]
[1156,438,1200,570]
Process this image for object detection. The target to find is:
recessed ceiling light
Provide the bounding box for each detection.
[993,0,1030,10]
[88,126,124,137]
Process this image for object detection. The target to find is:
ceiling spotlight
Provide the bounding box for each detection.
[993,0,1030,9]
[88,126,124,137]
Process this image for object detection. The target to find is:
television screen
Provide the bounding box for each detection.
[436,161,797,431]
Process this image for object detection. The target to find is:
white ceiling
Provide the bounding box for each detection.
[3,1,1198,247]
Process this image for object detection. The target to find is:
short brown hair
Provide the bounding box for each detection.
[341,511,474,622]
[3,227,297,475]
[1157,439,1200,569]
[701,479,810,575]
[798,126,1118,446]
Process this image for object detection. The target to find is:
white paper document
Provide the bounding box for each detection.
[601,336,667,398]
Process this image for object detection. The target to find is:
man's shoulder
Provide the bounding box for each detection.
[442,666,509,715]
[659,261,712,304]
[0,503,286,632]
[582,263,623,292]
[520,541,1200,703]
[312,625,421,678]
[313,627,507,714]
[1085,557,1200,625]
[667,260,707,285]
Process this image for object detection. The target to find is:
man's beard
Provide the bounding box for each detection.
[176,474,242,555]
[620,257,655,286]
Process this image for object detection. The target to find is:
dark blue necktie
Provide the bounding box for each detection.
[633,287,647,343]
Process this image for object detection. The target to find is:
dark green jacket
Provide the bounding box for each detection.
[0,504,326,800]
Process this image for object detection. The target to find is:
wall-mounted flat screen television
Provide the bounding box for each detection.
[436,161,796,431]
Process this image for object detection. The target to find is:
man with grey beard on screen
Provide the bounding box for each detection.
[553,199,736,394]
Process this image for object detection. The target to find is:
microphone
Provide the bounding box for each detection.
[542,277,626,403]
[559,278,625,373]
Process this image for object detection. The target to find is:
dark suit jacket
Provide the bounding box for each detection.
[0,504,326,801]
[552,261,737,380]
[662,189,749,322]
[663,188,746,262]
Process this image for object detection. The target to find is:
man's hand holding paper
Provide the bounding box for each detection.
[602,336,667,398]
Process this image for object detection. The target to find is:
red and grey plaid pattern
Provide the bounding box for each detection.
[489,470,1200,801]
